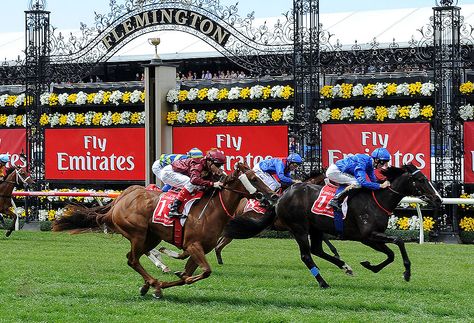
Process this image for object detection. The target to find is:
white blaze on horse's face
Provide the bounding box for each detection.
[238,174,257,194]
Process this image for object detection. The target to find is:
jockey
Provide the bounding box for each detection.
[326,147,392,211]
[151,148,203,191]
[161,148,225,218]
[0,154,9,181]
[253,153,303,191]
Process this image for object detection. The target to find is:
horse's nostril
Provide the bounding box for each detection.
[255,192,264,200]
[271,194,279,201]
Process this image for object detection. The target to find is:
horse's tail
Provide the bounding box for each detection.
[52,203,114,234]
[223,208,277,239]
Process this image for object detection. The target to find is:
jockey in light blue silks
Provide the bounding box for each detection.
[253,153,303,191]
[326,147,392,211]
[151,148,203,191]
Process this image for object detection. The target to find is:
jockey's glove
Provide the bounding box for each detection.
[213,181,224,188]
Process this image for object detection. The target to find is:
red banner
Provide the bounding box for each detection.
[464,122,474,183]
[173,125,289,171]
[45,128,145,180]
[322,123,431,178]
[0,129,27,167]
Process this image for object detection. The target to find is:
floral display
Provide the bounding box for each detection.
[166,106,294,125]
[0,111,145,128]
[0,90,145,108]
[460,192,474,210]
[459,104,474,121]
[166,84,294,103]
[387,215,436,231]
[39,90,145,106]
[316,103,433,123]
[320,81,435,99]
[460,81,474,95]
[459,217,474,232]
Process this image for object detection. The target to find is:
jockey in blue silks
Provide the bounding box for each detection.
[152,148,203,191]
[253,153,303,191]
[326,147,392,211]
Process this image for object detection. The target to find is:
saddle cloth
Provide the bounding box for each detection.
[151,190,203,248]
[311,183,347,219]
[243,199,267,214]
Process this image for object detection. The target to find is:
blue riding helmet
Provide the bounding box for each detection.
[287,153,303,164]
[371,148,391,161]
[0,154,10,164]
[187,147,203,158]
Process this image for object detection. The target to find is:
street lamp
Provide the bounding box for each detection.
[148,37,162,63]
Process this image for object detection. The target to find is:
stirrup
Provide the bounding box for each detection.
[328,199,341,211]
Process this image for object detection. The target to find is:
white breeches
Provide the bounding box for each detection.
[152,160,163,178]
[326,164,359,186]
[253,163,281,191]
[159,165,199,192]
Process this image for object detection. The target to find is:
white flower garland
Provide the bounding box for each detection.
[459,104,474,120]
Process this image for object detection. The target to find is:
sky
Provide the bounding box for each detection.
[2,0,474,60]
[3,0,474,32]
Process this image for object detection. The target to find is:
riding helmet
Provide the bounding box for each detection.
[206,149,226,164]
[287,153,303,164]
[187,147,204,158]
[0,154,10,164]
[371,148,391,161]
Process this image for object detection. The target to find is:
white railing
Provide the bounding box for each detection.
[400,197,474,244]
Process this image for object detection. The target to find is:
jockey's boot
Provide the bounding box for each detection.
[328,184,356,212]
[168,187,192,218]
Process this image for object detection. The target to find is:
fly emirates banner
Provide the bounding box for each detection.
[0,129,27,167]
[173,125,289,172]
[45,128,145,180]
[464,121,474,183]
[321,123,431,178]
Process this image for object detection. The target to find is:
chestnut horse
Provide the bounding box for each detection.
[214,170,340,265]
[0,166,34,237]
[53,163,276,299]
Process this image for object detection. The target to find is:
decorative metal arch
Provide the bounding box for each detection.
[48,0,296,80]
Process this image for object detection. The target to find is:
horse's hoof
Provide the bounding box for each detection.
[174,271,184,278]
[403,271,411,282]
[342,264,354,276]
[5,231,12,238]
[139,285,150,296]
[152,289,163,299]
[217,257,223,265]
[360,261,371,270]
[319,282,330,289]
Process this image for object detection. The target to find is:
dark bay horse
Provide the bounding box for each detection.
[225,164,442,288]
[53,163,277,299]
[214,170,340,265]
[0,166,34,237]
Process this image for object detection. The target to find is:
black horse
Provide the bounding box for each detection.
[225,164,442,288]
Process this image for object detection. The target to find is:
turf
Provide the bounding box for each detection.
[0,231,472,322]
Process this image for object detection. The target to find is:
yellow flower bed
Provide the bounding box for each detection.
[459,217,474,232]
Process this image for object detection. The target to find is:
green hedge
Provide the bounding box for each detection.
[459,231,474,244]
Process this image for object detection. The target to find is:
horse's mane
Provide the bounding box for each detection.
[4,167,15,177]
[302,169,326,181]
[381,164,416,182]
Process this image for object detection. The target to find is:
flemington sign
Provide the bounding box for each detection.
[101,8,231,50]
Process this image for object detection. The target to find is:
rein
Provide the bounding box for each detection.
[371,191,392,216]
[218,190,234,218]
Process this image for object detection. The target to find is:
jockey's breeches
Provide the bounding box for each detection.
[160,165,199,192]
[326,164,359,186]
[253,163,281,191]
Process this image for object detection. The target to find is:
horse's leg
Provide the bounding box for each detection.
[0,214,6,229]
[322,235,340,259]
[158,246,190,259]
[215,236,233,265]
[367,232,411,282]
[147,248,171,273]
[160,257,199,289]
[125,237,163,298]
[359,240,395,274]
[310,232,353,276]
[289,228,329,288]
[5,209,16,237]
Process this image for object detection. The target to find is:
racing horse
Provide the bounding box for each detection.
[53,163,277,299]
[224,164,442,288]
[214,170,340,265]
[0,166,34,237]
